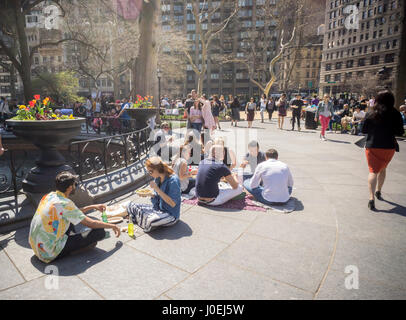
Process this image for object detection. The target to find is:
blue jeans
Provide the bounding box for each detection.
[191,122,202,134]
[243,179,292,206]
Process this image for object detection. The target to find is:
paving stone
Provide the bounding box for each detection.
[189,205,259,222]
[316,268,406,300]
[126,221,228,273]
[217,233,331,293]
[329,236,406,290]
[167,259,313,300]
[0,248,25,291]
[0,275,101,300]
[77,245,188,299]
[181,211,250,244]
[245,214,336,254]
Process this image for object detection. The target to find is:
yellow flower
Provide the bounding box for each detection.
[19,105,26,109]
[69,114,74,119]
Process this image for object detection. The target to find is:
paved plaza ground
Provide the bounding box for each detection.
[1,119,405,300]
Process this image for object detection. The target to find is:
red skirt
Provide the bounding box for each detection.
[365,148,395,173]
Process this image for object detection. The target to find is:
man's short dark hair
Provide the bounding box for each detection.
[265,148,278,160]
[55,171,78,193]
[248,140,259,149]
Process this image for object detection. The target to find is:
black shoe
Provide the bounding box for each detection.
[375,191,383,200]
[368,200,376,210]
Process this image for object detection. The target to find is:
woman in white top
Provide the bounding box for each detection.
[260,94,267,123]
[172,144,198,194]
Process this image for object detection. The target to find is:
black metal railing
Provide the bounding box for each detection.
[68,126,153,181]
[80,116,141,136]
[0,149,29,219]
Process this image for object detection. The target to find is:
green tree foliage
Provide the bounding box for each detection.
[31,71,84,106]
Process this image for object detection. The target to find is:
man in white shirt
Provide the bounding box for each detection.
[243,149,293,204]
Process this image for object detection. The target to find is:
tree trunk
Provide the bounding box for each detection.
[13,0,33,103]
[134,0,158,104]
[395,2,406,110]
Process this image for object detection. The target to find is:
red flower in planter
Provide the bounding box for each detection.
[29,100,36,107]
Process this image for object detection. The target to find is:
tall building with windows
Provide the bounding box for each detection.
[160,0,279,100]
[319,0,404,97]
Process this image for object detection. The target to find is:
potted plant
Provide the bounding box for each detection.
[6,95,85,196]
[126,95,158,129]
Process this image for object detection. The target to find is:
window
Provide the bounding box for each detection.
[358,58,365,66]
[346,60,354,68]
[336,62,342,69]
[325,74,331,82]
[334,73,341,81]
[385,53,395,63]
[326,63,332,71]
[370,56,380,65]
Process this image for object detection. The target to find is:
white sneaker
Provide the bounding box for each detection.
[322,136,327,141]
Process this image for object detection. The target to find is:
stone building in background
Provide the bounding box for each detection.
[319,0,404,98]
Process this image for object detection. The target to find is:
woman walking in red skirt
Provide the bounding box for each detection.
[361,90,404,210]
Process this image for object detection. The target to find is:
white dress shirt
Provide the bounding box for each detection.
[249,159,294,203]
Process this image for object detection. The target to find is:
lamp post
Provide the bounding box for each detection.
[157,68,162,108]
[157,68,162,123]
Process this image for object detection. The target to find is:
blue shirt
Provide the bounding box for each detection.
[401,112,406,126]
[120,103,130,120]
[196,158,231,198]
[151,174,181,219]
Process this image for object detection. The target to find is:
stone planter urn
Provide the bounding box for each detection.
[126,108,158,130]
[6,118,85,195]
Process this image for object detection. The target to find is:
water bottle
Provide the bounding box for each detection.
[128,215,134,238]
[102,210,108,223]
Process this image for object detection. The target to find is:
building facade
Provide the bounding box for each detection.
[319,0,404,97]
[160,0,279,101]
[279,36,323,96]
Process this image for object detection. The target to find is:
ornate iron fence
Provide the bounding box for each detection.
[68,126,153,181]
[0,149,29,219]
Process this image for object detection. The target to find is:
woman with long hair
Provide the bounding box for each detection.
[201,95,216,141]
[230,96,241,127]
[315,94,334,140]
[212,95,221,130]
[361,90,404,210]
[260,93,267,123]
[245,97,257,128]
[266,96,276,122]
[276,93,288,129]
[172,144,197,195]
[127,157,181,232]
[189,99,203,136]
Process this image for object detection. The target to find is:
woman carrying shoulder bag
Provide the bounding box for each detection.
[361,90,404,210]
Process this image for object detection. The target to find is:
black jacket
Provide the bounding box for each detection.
[361,109,404,149]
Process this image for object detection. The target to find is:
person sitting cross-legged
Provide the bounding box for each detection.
[127,156,181,233]
[29,171,120,264]
[196,145,243,206]
[240,140,266,180]
[244,149,294,205]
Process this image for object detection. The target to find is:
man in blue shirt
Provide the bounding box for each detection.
[117,98,131,130]
[196,145,243,206]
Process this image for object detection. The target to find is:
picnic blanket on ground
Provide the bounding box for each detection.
[182,193,297,213]
[182,195,267,212]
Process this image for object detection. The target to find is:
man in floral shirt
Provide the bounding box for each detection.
[29,172,120,263]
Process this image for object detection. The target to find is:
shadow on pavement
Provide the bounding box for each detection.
[377,199,406,217]
[326,139,351,144]
[148,220,192,240]
[30,241,123,277]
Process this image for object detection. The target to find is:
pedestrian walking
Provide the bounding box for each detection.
[245,97,256,128]
[315,94,334,141]
[290,94,304,131]
[276,93,288,130]
[361,90,404,210]
[260,94,267,123]
[266,96,276,122]
[230,96,241,127]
